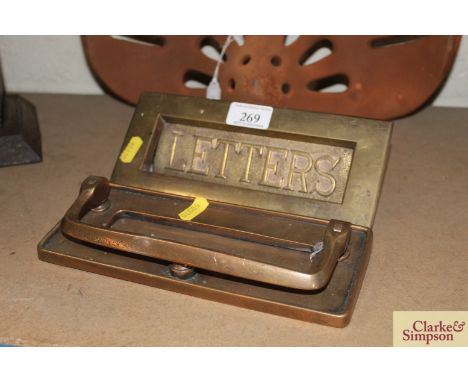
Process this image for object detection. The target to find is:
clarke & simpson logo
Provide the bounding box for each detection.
[402,319,465,345]
[393,311,468,347]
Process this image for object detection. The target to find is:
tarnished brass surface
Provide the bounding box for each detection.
[60,176,351,290]
[39,221,371,327]
[152,121,353,204]
[38,92,391,326]
[113,93,392,228]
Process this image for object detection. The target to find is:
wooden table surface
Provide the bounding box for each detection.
[0,94,466,346]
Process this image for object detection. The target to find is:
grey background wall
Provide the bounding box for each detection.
[0,36,101,94]
[0,35,466,107]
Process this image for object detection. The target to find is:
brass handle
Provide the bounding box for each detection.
[61,176,351,290]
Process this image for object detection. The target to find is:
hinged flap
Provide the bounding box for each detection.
[111,93,391,228]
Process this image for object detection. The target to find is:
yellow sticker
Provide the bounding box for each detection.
[178,197,209,221]
[119,136,143,163]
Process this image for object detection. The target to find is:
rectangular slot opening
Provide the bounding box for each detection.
[142,115,355,204]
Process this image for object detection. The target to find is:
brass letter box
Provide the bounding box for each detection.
[38,93,392,327]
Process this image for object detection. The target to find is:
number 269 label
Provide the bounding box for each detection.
[226,102,273,130]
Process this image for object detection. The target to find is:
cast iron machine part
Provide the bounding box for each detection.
[0,57,42,167]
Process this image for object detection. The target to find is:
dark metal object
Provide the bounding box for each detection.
[0,61,42,167]
[82,35,460,120]
[38,93,391,327]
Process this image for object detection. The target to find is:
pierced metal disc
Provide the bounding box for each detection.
[82,35,460,120]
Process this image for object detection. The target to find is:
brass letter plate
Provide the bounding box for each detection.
[152,121,354,203]
[38,93,391,327]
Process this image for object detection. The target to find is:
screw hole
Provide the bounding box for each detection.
[271,56,282,66]
[241,55,251,65]
[229,78,236,90]
[281,83,290,94]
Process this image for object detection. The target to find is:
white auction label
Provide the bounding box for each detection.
[226,102,273,130]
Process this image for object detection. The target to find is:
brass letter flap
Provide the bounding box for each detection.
[38,93,392,327]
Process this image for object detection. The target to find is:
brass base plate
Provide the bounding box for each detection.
[38,222,372,327]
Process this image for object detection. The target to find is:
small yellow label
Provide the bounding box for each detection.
[178,197,209,221]
[119,136,143,163]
